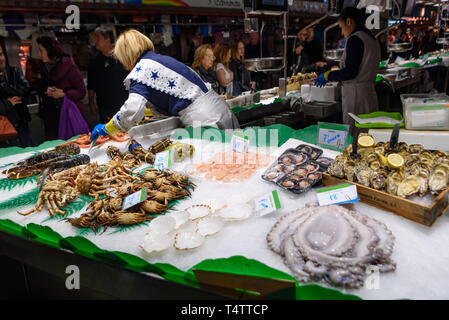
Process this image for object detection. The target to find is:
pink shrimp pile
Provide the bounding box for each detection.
[193,150,271,182]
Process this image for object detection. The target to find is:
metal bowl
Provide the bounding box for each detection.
[388,42,412,53]
[436,38,449,45]
[323,49,344,61]
[244,57,284,72]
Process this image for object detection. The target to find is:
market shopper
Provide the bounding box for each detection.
[89,29,239,142]
[88,26,129,123]
[315,7,380,134]
[191,44,222,95]
[0,45,33,147]
[36,36,87,140]
[214,43,234,97]
[229,41,255,96]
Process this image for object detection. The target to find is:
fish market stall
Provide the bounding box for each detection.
[1,122,449,300]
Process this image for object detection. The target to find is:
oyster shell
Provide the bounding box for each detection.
[328,158,345,178]
[386,171,403,196]
[370,169,388,190]
[397,175,421,198]
[354,164,373,187]
[174,231,205,250]
[429,164,449,195]
[344,160,357,182]
[196,216,224,237]
[409,144,424,154]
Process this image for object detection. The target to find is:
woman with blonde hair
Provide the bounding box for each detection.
[213,43,233,97]
[90,29,239,141]
[191,44,222,94]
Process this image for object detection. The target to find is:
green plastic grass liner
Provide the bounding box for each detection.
[354,111,405,129]
[0,175,38,192]
[0,135,79,158]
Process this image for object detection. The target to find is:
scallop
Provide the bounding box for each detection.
[174,231,205,250]
[305,163,320,173]
[294,168,308,176]
[298,179,311,189]
[226,194,251,206]
[168,211,190,229]
[281,179,295,188]
[293,154,308,165]
[218,203,253,221]
[307,172,321,181]
[148,215,176,234]
[266,171,280,180]
[185,204,212,220]
[298,145,313,154]
[196,216,224,237]
[280,155,294,165]
[141,232,173,254]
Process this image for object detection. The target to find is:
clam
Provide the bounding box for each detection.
[174,231,205,250]
[196,216,224,237]
[397,175,421,198]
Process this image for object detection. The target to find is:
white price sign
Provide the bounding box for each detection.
[315,183,358,206]
[231,132,249,153]
[254,190,282,217]
[317,122,349,151]
[154,150,173,170]
[122,187,148,211]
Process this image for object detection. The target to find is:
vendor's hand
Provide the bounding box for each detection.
[7,96,22,106]
[250,81,256,90]
[314,73,327,88]
[46,87,65,99]
[315,62,327,68]
[90,123,108,141]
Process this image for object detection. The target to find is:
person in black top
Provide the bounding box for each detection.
[191,44,223,95]
[244,32,269,59]
[290,28,327,75]
[88,27,129,123]
[0,45,33,147]
[229,41,256,96]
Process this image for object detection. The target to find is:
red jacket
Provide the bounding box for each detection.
[39,56,87,119]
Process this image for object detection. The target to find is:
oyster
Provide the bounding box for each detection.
[344,160,357,182]
[267,204,395,289]
[397,142,409,153]
[327,158,345,178]
[354,164,373,187]
[397,175,421,198]
[429,164,449,195]
[370,169,388,190]
[386,171,403,196]
[408,144,424,154]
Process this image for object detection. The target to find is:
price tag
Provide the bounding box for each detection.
[315,183,358,206]
[154,150,173,170]
[317,122,349,151]
[122,187,148,211]
[254,190,282,217]
[231,132,249,153]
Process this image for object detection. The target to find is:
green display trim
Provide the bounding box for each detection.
[315,183,352,194]
[409,105,448,112]
[272,190,281,210]
[0,126,363,300]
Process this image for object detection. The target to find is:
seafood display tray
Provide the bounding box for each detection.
[322,172,449,227]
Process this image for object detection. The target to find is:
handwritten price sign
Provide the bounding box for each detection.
[317,122,349,151]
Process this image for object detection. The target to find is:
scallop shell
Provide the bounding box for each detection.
[174,231,205,250]
[168,211,190,229]
[196,216,224,237]
[226,194,251,206]
[218,203,253,221]
[185,204,212,220]
[148,215,176,234]
[206,198,227,213]
[141,232,173,254]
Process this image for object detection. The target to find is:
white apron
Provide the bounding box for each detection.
[340,30,381,132]
[178,89,240,130]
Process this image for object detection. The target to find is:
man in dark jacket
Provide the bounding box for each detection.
[88,27,129,123]
[0,45,33,147]
[291,28,327,75]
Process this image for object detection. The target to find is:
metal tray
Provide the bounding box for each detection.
[324,49,344,61]
[388,42,412,53]
[436,38,449,45]
[128,116,182,141]
[244,57,284,72]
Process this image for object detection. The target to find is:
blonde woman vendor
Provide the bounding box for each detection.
[90,29,239,142]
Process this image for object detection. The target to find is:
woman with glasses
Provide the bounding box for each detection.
[192,44,223,94]
[89,29,239,142]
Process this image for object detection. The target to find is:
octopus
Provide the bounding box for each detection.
[267,204,396,289]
